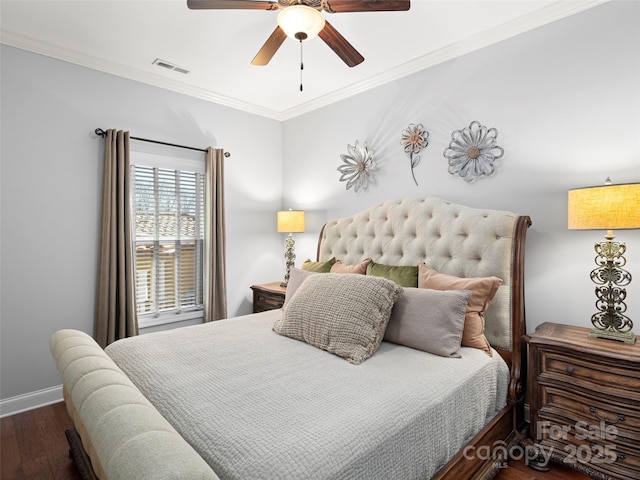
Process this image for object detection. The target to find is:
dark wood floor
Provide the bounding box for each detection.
[1,402,81,480]
[1,402,590,480]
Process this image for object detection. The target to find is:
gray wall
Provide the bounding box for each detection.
[0,45,284,411]
[1,0,639,413]
[282,0,640,334]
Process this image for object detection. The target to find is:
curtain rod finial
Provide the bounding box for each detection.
[95,128,107,138]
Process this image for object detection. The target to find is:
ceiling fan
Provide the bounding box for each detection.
[187,1,411,67]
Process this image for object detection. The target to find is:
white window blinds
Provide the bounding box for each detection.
[131,162,205,324]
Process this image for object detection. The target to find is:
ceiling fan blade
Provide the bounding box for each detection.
[323,0,410,13]
[318,21,364,67]
[251,26,287,65]
[187,0,278,10]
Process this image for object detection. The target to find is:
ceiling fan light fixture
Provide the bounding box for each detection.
[277,5,325,41]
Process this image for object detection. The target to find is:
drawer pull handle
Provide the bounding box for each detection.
[590,443,622,463]
[566,366,574,375]
[590,406,625,425]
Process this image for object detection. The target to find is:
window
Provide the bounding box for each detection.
[131,150,205,327]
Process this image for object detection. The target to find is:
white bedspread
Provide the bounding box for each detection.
[105,310,509,480]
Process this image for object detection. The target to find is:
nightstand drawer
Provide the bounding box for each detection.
[541,386,640,433]
[536,405,640,479]
[538,387,640,451]
[540,350,640,404]
[538,430,640,480]
[251,282,286,313]
[254,291,284,311]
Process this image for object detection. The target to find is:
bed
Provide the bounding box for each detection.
[50,196,531,480]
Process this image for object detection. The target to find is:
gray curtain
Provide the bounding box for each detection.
[95,129,138,347]
[203,147,227,321]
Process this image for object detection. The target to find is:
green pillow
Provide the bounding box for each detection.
[366,260,418,287]
[301,257,336,273]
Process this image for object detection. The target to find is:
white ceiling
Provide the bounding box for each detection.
[1,0,607,120]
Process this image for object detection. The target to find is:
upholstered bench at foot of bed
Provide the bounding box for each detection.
[50,329,220,480]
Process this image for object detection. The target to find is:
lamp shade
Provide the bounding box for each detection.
[277,210,305,233]
[277,5,325,41]
[568,182,640,230]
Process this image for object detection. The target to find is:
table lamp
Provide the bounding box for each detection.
[277,209,305,287]
[568,178,640,343]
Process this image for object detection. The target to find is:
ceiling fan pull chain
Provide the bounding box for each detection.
[299,38,304,92]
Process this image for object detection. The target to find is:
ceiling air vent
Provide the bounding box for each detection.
[152,59,190,75]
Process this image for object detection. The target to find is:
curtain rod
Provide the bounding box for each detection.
[94,128,231,157]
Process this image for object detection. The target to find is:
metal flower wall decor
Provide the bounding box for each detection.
[443,121,504,183]
[337,140,375,192]
[400,123,429,185]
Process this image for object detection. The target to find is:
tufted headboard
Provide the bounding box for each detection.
[317,197,531,399]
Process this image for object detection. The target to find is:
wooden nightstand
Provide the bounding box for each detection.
[250,282,286,313]
[526,322,640,480]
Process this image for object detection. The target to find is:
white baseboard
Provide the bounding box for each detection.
[0,385,63,418]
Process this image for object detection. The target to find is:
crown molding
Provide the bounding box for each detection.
[279,0,609,120]
[1,0,608,122]
[0,30,284,120]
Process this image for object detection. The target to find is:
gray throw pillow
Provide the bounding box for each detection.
[273,273,403,365]
[283,267,316,306]
[384,287,472,358]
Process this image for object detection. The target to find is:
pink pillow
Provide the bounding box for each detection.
[330,258,371,275]
[417,263,502,356]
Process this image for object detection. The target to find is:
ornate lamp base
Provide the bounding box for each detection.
[281,233,296,287]
[588,235,636,344]
[589,328,636,344]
